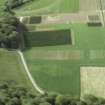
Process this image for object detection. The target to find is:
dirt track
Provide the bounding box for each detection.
[41,0,102,24]
[18,51,44,94]
[19,0,103,24]
[42,11,102,24]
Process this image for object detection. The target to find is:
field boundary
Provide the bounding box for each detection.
[18,50,44,94]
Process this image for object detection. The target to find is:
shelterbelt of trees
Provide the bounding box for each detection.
[0,14,20,48]
[4,0,34,11]
[0,81,105,105]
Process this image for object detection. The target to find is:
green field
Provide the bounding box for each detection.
[23,23,105,97]
[0,49,34,90]
[102,0,105,9]
[25,29,71,47]
[26,23,105,50]
[15,0,79,16]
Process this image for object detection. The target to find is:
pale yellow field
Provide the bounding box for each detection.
[81,67,105,98]
[79,0,100,11]
[29,50,82,60]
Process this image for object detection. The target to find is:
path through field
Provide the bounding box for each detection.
[18,51,44,94]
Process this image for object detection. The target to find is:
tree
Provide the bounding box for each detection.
[0,99,5,105]
[83,95,98,105]
[5,0,24,9]
[4,0,34,11]
[55,95,71,105]
[7,97,22,105]
[39,102,51,105]
[0,15,19,48]
[2,15,19,26]
[31,97,42,105]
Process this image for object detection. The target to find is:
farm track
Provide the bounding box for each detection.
[20,11,102,24]
[99,0,105,26]
[18,50,44,94]
[42,12,87,23]
[18,0,104,24]
[42,11,103,24]
[18,0,105,96]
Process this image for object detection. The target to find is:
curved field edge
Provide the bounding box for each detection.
[0,49,36,92]
[23,52,80,97]
[18,51,44,94]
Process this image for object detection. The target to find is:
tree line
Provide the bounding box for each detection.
[0,0,35,49]
[0,14,20,49]
[4,0,34,12]
[0,81,105,105]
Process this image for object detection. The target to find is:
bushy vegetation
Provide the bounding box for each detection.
[4,0,34,11]
[0,81,105,105]
[0,14,20,49]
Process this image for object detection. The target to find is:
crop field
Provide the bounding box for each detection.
[24,23,105,97]
[15,0,79,16]
[79,0,100,11]
[0,0,105,100]
[25,29,71,47]
[81,67,105,98]
[0,49,33,90]
[26,23,105,50]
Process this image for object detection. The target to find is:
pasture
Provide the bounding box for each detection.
[0,49,34,90]
[24,23,105,97]
[15,0,79,16]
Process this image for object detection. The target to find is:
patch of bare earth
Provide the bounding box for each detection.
[42,13,87,24]
[79,0,100,11]
[81,67,105,98]
[32,50,81,60]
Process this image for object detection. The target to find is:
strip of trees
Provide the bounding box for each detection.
[0,81,105,105]
[4,0,34,12]
[0,0,34,49]
[0,14,20,49]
